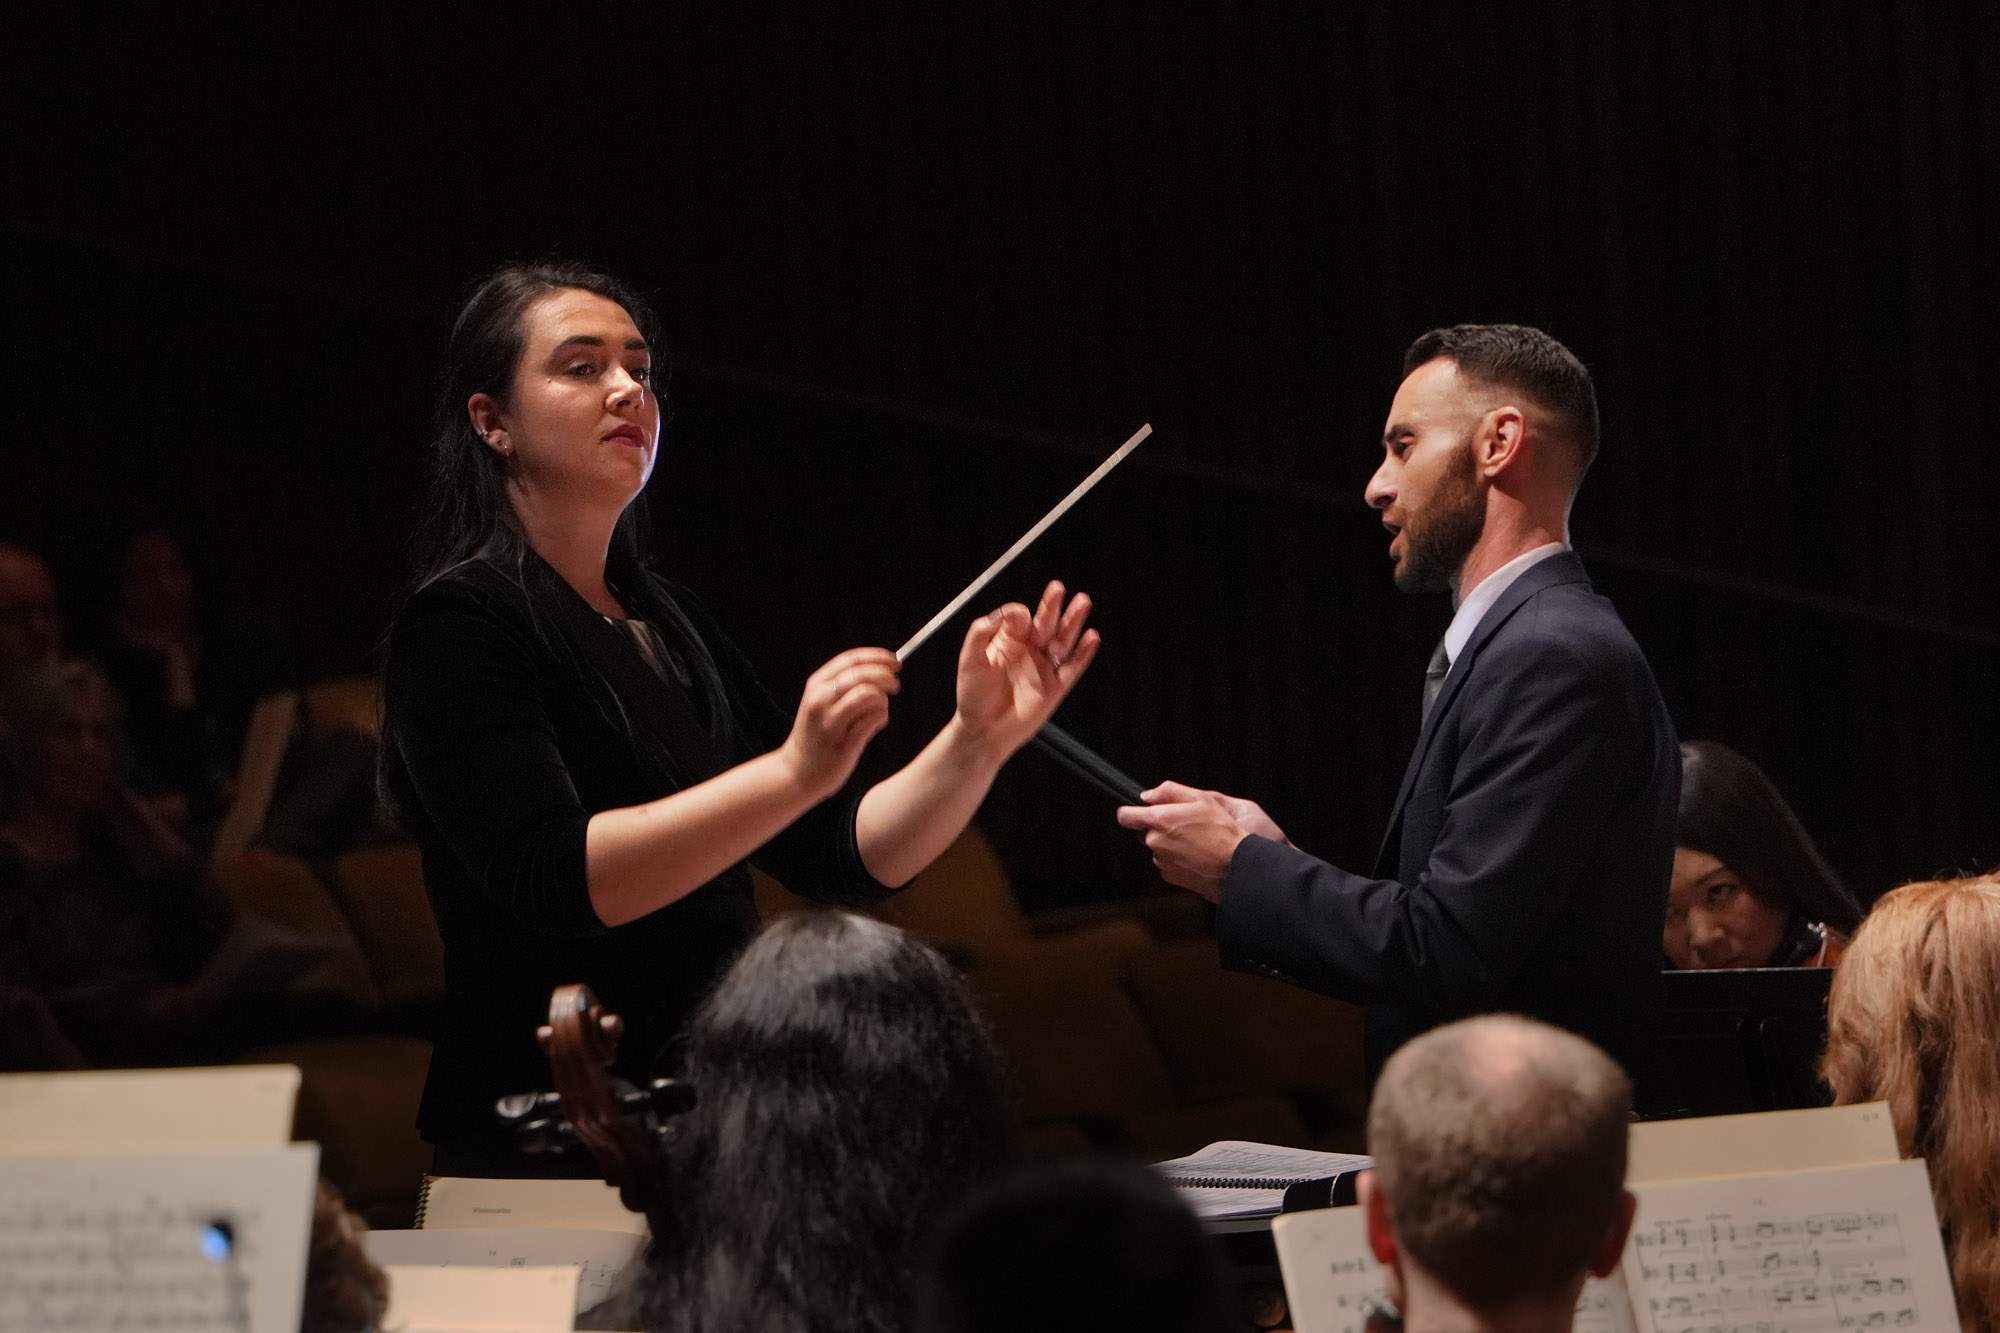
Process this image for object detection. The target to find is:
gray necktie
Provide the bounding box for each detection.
[1421,638,1451,723]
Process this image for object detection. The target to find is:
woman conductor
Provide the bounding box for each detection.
[382,262,1099,1174]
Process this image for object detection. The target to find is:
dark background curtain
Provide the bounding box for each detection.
[3,2,1994,907]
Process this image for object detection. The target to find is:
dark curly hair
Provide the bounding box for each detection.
[625,911,1013,1333]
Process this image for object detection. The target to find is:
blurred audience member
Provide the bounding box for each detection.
[0,968,88,1070]
[0,542,64,675]
[1360,1014,1635,1333]
[93,523,240,836]
[1822,873,2000,1331]
[1665,740,1863,969]
[918,1156,1228,1333]
[0,656,231,1064]
[302,1178,390,1333]
[620,911,1011,1333]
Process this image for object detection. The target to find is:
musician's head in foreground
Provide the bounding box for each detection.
[627,910,1011,1333]
[918,1155,1228,1333]
[413,259,664,589]
[1360,1014,1634,1333]
[1822,873,2000,1331]
[1368,324,1598,599]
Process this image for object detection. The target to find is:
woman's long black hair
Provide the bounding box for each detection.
[627,911,1014,1333]
[1677,739,1865,934]
[384,261,734,791]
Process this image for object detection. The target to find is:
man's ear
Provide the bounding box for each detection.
[1588,1190,1639,1279]
[468,392,508,452]
[1359,1170,1397,1266]
[1475,404,1527,479]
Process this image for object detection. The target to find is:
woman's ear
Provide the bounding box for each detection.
[468,393,510,456]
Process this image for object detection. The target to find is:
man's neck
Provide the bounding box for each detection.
[1396,1277,1585,1333]
[1451,511,1568,607]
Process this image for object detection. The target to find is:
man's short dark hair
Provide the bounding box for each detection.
[1368,1015,1631,1311]
[1403,324,1600,475]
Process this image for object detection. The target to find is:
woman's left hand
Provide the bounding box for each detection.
[953,581,1100,759]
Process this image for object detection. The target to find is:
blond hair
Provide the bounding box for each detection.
[1822,873,2000,1331]
[1368,1015,1631,1310]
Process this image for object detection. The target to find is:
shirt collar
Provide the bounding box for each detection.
[1441,541,1570,666]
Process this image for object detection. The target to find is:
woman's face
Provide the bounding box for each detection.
[117,529,196,634]
[474,288,660,512]
[29,682,116,813]
[1664,848,1790,969]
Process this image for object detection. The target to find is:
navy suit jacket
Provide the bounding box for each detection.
[1215,552,1678,1108]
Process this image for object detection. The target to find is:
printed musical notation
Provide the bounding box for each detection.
[0,1144,318,1333]
[0,1197,257,1331]
[1624,1161,1958,1333]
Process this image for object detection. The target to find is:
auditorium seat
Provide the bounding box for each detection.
[209,852,383,1010]
[301,674,382,739]
[327,844,446,1012]
[1123,938,1369,1152]
[248,1034,432,1228]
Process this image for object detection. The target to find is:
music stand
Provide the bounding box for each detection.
[1659,967,1835,1118]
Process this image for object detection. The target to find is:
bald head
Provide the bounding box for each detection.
[1368,1016,1631,1311]
[0,544,63,672]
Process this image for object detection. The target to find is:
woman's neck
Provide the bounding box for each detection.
[507,485,626,618]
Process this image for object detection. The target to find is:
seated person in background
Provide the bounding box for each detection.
[918,1156,1228,1333]
[0,541,66,676]
[1666,740,1864,969]
[0,657,323,1064]
[93,522,256,840]
[0,656,221,1061]
[616,911,1012,1333]
[1360,1014,1635,1333]
[1821,873,2000,1332]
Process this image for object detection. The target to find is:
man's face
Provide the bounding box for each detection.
[0,548,63,671]
[1366,359,1489,596]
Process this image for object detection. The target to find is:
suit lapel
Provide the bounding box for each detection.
[1371,552,1591,872]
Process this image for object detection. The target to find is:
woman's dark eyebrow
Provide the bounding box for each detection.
[548,334,650,354]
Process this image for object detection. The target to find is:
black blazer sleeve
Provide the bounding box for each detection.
[385,579,606,940]
[668,587,891,909]
[1215,628,1636,1013]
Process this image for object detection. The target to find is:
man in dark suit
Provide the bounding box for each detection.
[1119,325,1678,1107]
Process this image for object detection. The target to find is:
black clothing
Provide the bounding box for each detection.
[1217,553,1679,1109]
[0,820,227,1065]
[382,549,888,1146]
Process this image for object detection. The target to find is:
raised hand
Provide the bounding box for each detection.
[953,581,1100,759]
[780,647,900,799]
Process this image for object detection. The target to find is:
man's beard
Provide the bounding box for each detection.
[1394,437,1486,595]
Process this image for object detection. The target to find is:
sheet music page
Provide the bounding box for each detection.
[1624,1158,1958,1332]
[417,1177,645,1234]
[1178,1187,1290,1222]
[1628,1102,1898,1186]
[0,1066,299,1154]
[381,1263,579,1332]
[366,1227,646,1314]
[1153,1141,1374,1183]
[0,1142,318,1333]
[1274,1205,1638,1333]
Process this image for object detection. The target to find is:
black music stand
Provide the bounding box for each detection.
[1658,966,1835,1118]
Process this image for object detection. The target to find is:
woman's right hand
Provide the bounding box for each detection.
[780,647,900,800]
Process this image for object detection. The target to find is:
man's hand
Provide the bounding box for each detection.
[1117,780,1278,902]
